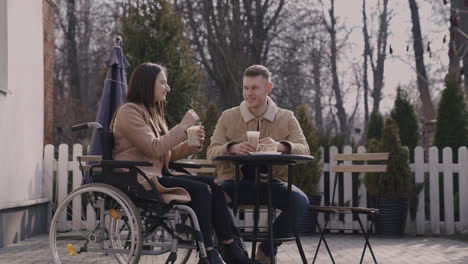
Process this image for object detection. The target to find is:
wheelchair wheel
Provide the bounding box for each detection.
[108,209,145,264]
[139,211,193,264]
[49,183,143,264]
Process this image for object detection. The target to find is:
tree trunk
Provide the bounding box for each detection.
[408,0,436,121]
[371,0,389,112]
[312,48,323,129]
[79,0,92,107]
[362,0,370,130]
[458,0,468,93]
[449,0,461,80]
[328,0,348,134]
[66,0,80,101]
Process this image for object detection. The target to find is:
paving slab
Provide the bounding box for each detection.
[1,234,468,263]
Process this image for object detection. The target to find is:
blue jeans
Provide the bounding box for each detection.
[222,178,309,254]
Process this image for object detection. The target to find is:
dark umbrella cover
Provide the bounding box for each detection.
[88,39,129,159]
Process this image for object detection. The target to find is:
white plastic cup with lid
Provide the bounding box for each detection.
[187,122,202,146]
[246,131,260,151]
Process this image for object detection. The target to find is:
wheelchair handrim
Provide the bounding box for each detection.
[49,184,141,264]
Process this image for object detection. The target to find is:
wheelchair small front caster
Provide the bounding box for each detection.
[165,251,177,264]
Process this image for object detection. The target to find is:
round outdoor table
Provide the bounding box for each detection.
[214,154,314,264]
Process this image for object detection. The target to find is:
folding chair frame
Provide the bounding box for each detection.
[310,152,389,264]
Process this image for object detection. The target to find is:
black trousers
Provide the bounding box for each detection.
[159,175,234,247]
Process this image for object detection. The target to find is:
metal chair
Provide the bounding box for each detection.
[310,152,389,264]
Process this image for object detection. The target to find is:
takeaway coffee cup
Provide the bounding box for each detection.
[187,122,202,146]
[246,131,260,151]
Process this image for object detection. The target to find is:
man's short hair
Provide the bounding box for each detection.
[243,65,271,82]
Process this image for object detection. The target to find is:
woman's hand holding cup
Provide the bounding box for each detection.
[180,109,199,130]
[187,121,204,147]
[197,125,205,146]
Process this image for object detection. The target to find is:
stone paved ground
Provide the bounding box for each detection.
[1,233,468,264]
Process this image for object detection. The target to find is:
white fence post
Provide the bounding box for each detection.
[343,145,353,232]
[329,146,338,231]
[429,147,440,235]
[414,146,425,235]
[318,147,325,226]
[43,144,55,229]
[459,147,468,234]
[72,144,83,230]
[43,145,55,202]
[443,147,454,234]
[357,146,367,232]
[57,144,69,231]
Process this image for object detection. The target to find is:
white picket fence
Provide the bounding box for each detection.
[43,144,468,235]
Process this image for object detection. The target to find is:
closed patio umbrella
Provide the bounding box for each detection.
[88,36,129,158]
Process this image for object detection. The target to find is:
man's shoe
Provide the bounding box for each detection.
[255,247,271,264]
[206,249,226,264]
[220,242,253,264]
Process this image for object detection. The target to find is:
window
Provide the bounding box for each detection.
[0,0,8,95]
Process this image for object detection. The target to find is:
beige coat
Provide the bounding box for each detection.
[112,103,198,204]
[207,97,310,182]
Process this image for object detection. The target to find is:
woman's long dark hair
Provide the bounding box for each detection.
[126,62,167,127]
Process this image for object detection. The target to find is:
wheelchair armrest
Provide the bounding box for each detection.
[99,160,153,167]
[169,161,202,170]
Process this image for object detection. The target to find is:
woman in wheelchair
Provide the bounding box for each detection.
[111,62,253,264]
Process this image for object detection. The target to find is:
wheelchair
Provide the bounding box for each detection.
[49,122,210,264]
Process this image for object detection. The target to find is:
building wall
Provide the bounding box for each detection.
[0,0,45,204]
[0,0,7,94]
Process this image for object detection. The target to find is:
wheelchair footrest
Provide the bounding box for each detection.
[176,224,204,242]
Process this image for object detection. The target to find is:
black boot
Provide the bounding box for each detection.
[221,242,259,264]
[202,249,226,264]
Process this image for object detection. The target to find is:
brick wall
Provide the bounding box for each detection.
[43,0,56,145]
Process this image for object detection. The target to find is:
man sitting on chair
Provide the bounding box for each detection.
[207,64,310,263]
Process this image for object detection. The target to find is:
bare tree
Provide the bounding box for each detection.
[54,0,121,145]
[408,0,436,121]
[362,0,390,113]
[460,5,468,92]
[269,3,312,108]
[362,0,371,129]
[448,0,461,79]
[264,1,331,133]
[270,41,306,110]
[182,0,285,110]
[453,0,468,92]
[311,42,326,129]
[323,0,348,134]
[350,62,363,136]
[65,0,81,100]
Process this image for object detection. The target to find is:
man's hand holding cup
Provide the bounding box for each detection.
[227,142,256,155]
